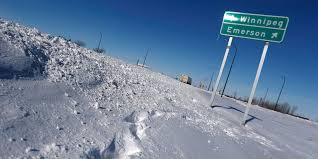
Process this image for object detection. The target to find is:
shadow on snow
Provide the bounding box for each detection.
[211,105,262,124]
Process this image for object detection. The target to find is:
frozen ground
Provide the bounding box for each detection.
[0,18,317,159]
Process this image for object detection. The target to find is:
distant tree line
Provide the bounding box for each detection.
[93,48,105,53]
[73,40,105,53]
[60,35,105,54]
[74,40,86,47]
[224,93,302,119]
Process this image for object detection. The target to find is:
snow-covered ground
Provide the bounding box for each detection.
[1,18,317,159]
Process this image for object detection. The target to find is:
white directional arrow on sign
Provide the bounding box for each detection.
[224,14,239,22]
[271,33,278,39]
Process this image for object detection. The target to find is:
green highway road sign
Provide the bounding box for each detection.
[220,11,289,43]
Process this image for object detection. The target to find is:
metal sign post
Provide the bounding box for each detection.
[214,11,289,126]
[242,41,269,125]
[209,37,233,106]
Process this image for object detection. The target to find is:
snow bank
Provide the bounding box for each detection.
[1,18,318,159]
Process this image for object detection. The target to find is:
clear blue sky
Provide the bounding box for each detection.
[1,0,317,119]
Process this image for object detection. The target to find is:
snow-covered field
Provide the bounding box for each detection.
[1,18,317,159]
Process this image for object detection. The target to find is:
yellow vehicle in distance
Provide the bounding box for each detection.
[179,75,192,85]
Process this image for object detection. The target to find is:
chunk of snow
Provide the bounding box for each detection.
[93,102,99,109]
[102,130,141,159]
[125,110,148,123]
[73,110,80,114]
[64,93,70,97]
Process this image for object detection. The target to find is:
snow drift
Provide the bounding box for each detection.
[1,18,318,159]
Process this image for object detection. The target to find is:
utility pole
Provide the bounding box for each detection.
[259,88,269,106]
[221,41,237,97]
[207,72,214,91]
[143,48,151,67]
[274,76,286,110]
[233,88,237,99]
[97,32,102,50]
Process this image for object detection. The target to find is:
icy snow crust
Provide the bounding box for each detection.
[1,19,318,159]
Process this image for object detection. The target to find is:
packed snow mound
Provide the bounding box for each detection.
[0,18,196,158]
[0,18,188,95]
[0,18,103,85]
